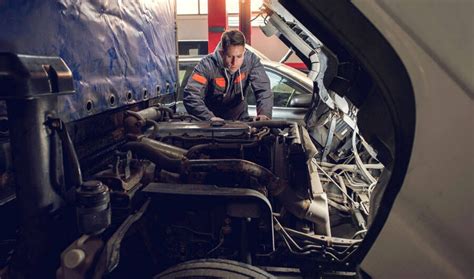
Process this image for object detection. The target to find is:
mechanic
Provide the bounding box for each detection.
[183,30,273,121]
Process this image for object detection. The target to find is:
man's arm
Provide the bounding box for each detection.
[183,61,216,120]
[248,55,273,119]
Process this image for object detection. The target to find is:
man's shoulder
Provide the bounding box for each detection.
[244,50,261,67]
[245,49,259,60]
[196,54,218,70]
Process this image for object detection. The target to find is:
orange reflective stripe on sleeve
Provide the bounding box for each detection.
[234,72,246,83]
[214,77,226,88]
[192,73,207,85]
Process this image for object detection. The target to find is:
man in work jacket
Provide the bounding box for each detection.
[183,30,273,121]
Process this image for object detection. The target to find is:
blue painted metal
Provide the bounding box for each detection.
[0,0,177,122]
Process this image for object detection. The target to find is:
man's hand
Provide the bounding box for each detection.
[254,115,270,121]
[210,116,224,122]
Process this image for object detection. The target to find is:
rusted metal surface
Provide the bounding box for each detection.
[94,160,145,192]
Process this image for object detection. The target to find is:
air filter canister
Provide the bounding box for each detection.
[76,180,111,235]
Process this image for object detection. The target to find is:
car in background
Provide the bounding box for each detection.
[177,45,315,122]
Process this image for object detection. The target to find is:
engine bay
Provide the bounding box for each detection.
[46,98,383,278]
[0,1,394,277]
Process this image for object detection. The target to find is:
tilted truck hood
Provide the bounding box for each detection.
[262,0,418,274]
[264,1,474,277]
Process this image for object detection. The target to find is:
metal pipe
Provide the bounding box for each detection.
[128,107,162,121]
[124,108,162,135]
[328,199,350,213]
[121,142,182,173]
[337,174,348,205]
[138,137,187,159]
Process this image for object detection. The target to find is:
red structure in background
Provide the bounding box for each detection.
[285,62,308,73]
[239,0,251,45]
[207,0,227,53]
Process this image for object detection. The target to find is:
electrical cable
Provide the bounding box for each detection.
[313,159,357,204]
[352,130,376,185]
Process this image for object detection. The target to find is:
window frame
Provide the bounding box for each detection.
[248,66,311,108]
[177,0,208,15]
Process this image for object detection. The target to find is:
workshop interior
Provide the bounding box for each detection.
[1,0,472,278]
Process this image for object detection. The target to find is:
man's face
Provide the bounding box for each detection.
[222,45,245,74]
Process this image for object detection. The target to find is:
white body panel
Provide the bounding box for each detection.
[352,1,474,278]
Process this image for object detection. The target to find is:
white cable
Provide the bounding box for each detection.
[352,129,377,185]
[313,159,357,204]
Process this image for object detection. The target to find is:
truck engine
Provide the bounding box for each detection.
[55,105,380,278]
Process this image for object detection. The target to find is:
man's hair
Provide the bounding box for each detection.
[221,30,246,53]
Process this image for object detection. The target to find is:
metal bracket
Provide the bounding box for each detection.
[0,53,74,99]
[93,199,151,278]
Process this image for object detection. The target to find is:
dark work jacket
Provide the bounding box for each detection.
[183,45,273,120]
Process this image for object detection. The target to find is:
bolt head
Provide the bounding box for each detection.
[63,248,86,269]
